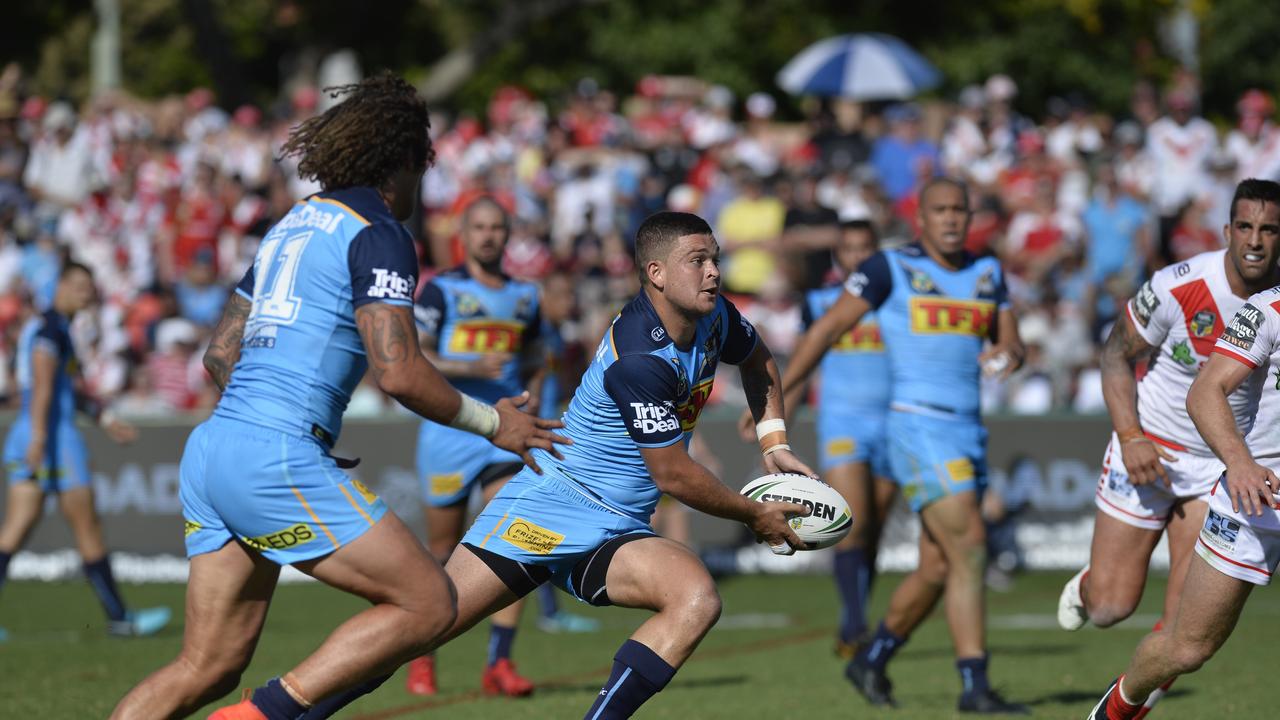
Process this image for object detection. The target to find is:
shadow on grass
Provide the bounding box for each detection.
[1022,687,1189,708]
[900,643,1076,661]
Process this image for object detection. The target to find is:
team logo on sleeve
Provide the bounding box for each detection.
[844,272,869,297]
[366,269,415,301]
[630,401,679,434]
[414,305,442,336]
[1132,281,1160,328]
[1190,310,1216,338]
[1221,303,1262,351]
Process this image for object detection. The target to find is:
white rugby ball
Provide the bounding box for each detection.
[740,473,853,551]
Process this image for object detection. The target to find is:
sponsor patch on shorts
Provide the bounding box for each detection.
[826,438,855,456]
[500,518,565,555]
[184,520,202,537]
[351,478,378,504]
[241,523,317,552]
[430,473,464,496]
[945,458,975,483]
[1202,509,1241,553]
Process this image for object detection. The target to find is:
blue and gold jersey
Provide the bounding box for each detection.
[803,284,890,413]
[15,309,77,426]
[533,291,758,522]
[413,267,540,404]
[845,243,1009,417]
[215,187,418,444]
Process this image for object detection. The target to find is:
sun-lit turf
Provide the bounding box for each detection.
[1,571,1276,718]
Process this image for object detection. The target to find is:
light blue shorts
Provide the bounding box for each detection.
[180,415,387,565]
[417,420,523,507]
[817,406,890,478]
[3,417,91,493]
[460,467,654,603]
[886,408,987,513]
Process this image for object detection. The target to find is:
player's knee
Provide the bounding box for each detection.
[1086,602,1136,628]
[1169,638,1216,674]
[674,580,722,633]
[178,649,251,699]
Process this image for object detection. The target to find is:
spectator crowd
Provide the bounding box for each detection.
[0,61,1274,418]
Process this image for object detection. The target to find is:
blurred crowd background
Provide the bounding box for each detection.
[3,0,1277,420]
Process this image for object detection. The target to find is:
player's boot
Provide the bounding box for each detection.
[1088,678,1143,720]
[206,690,268,720]
[844,656,895,707]
[1132,676,1176,719]
[405,656,437,696]
[481,658,534,697]
[1057,565,1090,631]
[958,688,1030,714]
[536,610,601,633]
[107,606,172,637]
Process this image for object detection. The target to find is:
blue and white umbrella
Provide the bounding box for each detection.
[777,33,941,100]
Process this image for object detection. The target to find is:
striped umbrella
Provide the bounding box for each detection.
[777,33,942,100]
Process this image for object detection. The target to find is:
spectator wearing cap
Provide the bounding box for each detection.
[1112,120,1154,201]
[1146,88,1217,262]
[983,74,1033,166]
[871,103,939,202]
[175,249,227,328]
[1081,162,1151,297]
[1044,94,1103,168]
[1225,89,1280,182]
[22,101,95,226]
[732,92,781,178]
[942,85,990,183]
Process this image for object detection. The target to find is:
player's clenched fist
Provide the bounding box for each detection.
[747,501,811,555]
[491,391,571,474]
[1118,431,1176,486]
[1222,459,1280,517]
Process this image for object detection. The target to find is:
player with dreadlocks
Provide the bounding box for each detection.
[110,72,567,720]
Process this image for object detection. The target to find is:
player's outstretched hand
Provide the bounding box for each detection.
[1222,459,1280,517]
[103,417,138,445]
[736,409,755,443]
[1119,434,1175,487]
[979,346,1023,380]
[748,500,811,555]
[492,391,571,475]
[764,447,818,479]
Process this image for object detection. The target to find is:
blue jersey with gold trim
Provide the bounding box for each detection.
[215,187,418,443]
[844,243,1009,416]
[15,309,77,425]
[803,284,890,413]
[413,267,540,404]
[532,292,758,521]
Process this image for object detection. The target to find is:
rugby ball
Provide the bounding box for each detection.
[740,473,853,551]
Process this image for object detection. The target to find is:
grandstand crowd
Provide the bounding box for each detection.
[0,62,1273,417]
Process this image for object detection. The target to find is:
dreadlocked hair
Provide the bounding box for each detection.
[279,72,434,191]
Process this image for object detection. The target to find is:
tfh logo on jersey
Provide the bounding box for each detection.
[832,322,884,352]
[630,401,679,434]
[908,297,994,337]
[366,268,415,301]
[1222,303,1262,351]
[447,320,524,354]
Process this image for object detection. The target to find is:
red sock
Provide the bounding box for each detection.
[1152,620,1163,632]
[1106,676,1143,720]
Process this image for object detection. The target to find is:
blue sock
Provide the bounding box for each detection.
[957,655,990,696]
[583,639,676,720]
[537,582,560,620]
[834,548,869,642]
[251,677,307,720]
[0,550,11,593]
[488,623,517,666]
[855,621,905,673]
[298,672,392,719]
[83,557,126,622]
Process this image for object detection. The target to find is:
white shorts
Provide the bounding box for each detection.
[1094,432,1223,531]
[1195,481,1280,587]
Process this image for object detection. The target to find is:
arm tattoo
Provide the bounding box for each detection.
[356,304,414,386]
[204,294,251,391]
[1103,315,1155,367]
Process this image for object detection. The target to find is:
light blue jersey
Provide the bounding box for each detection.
[803,285,891,475]
[460,290,758,599]
[412,267,539,506]
[844,243,1010,510]
[4,309,90,490]
[183,187,412,563]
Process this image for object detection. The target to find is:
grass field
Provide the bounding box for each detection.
[1,571,1275,718]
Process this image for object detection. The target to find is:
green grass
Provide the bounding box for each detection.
[1,571,1276,718]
